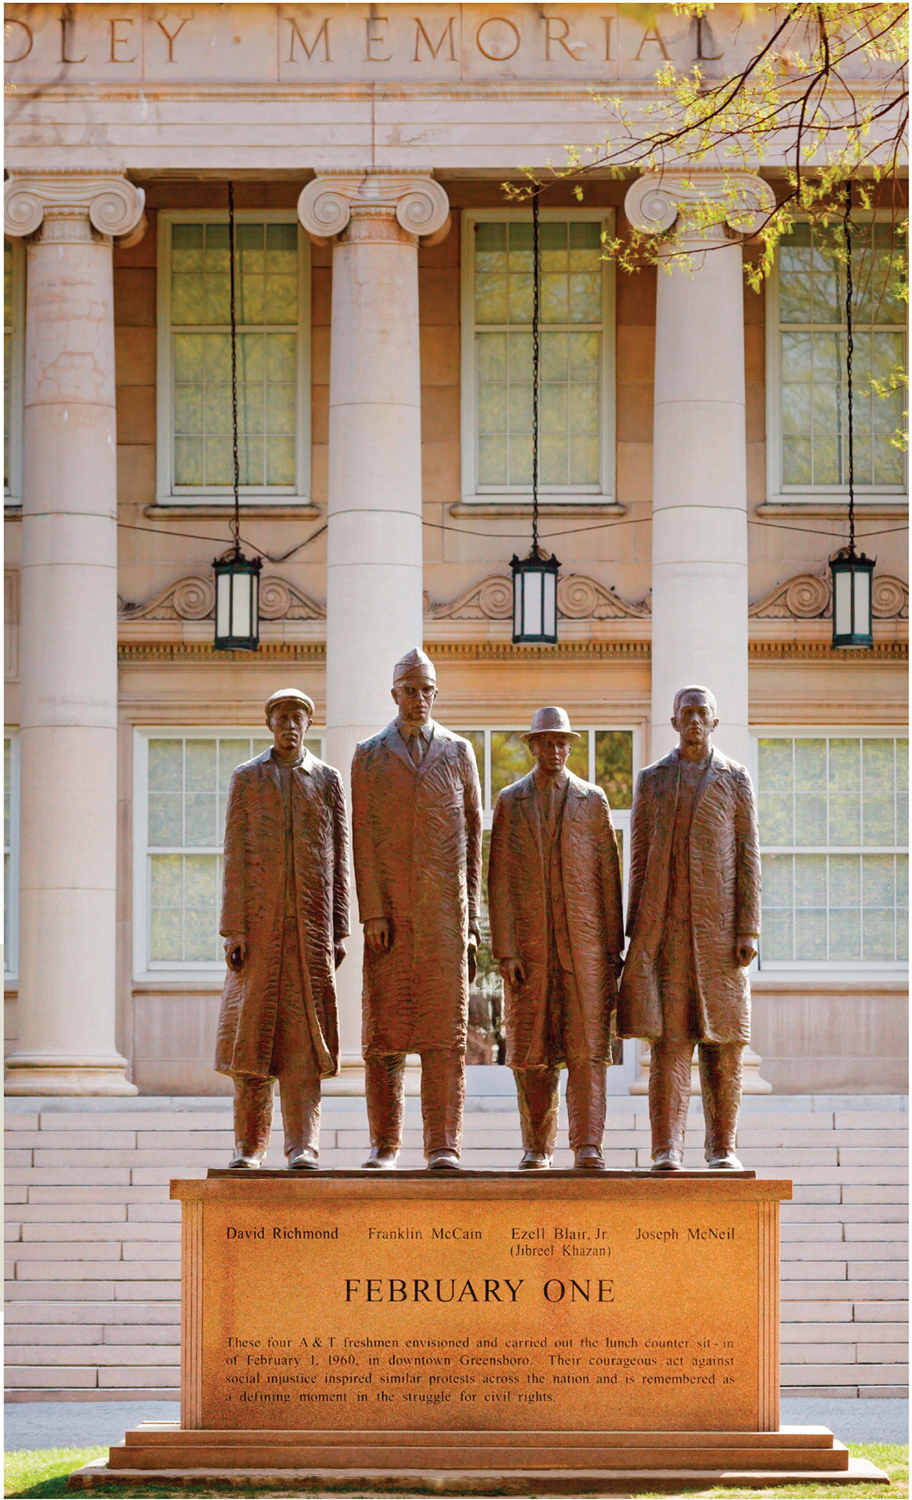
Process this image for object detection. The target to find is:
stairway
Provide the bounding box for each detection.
[5,1092,907,1400]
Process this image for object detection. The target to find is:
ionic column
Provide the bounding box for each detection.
[4,172,146,1094]
[625,173,773,1097]
[625,172,774,768]
[299,172,450,1084]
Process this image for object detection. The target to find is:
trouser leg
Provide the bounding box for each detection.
[566,1060,607,1151]
[420,1049,465,1158]
[561,968,607,1152]
[365,1054,406,1153]
[233,1076,275,1159]
[276,1050,322,1159]
[514,1068,560,1155]
[648,1039,694,1158]
[699,1042,744,1159]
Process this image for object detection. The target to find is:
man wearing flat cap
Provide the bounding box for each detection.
[351,649,483,1170]
[488,707,625,1169]
[215,688,350,1169]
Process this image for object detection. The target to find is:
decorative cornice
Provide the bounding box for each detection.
[4,170,145,242]
[115,637,909,665]
[298,172,450,248]
[118,642,327,663]
[424,573,651,622]
[118,574,325,623]
[624,172,775,240]
[749,571,908,621]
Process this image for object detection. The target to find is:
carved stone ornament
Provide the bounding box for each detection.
[118,575,326,622]
[624,172,776,239]
[4,170,146,241]
[298,171,450,248]
[425,573,651,622]
[749,571,908,621]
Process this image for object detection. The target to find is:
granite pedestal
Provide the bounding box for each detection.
[69,1171,888,1490]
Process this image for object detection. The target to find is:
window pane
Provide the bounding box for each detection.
[491,732,530,800]
[567,733,588,781]
[761,853,793,909]
[759,793,793,844]
[475,222,603,490]
[595,731,633,810]
[170,221,298,490]
[456,731,486,798]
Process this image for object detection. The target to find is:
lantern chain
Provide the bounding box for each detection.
[532,184,541,558]
[228,181,241,559]
[843,183,855,557]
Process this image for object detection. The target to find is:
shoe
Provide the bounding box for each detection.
[228,1152,262,1169]
[651,1149,684,1171]
[707,1150,743,1170]
[362,1148,398,1170]
[518,1151,552,1170]
[574,1146,606,1170]
[427,1149,462,1171]
[288,1149,319,1171]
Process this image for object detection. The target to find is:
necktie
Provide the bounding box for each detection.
[409,732,423,767]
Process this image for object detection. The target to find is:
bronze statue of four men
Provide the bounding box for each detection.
[216,655,761,1173]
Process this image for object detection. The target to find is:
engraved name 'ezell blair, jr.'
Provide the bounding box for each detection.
[617,686,761,1172]
[216,688,351,1170]
[488,706,625,1172]
[351,649,483,1171]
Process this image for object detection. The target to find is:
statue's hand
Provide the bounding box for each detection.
[334,940,347,971]
[500,957,525,987]
[224,935,248,972]
[364,917,392,955]
[735,935,758,968]
[467,935,478,985]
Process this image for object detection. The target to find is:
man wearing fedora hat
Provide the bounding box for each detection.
[215,688,350,1169]
[488,706,625,1169]
[352,649,483,1170]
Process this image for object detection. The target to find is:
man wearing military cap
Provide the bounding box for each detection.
[351,649,483,1169]
[488,707,625,1169]
[215,688,350,1169]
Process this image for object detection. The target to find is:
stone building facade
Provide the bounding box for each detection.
[3,4,907,1101]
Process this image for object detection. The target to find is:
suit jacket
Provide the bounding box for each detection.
[351,720,483,1055]
[215,748,350,1080]
[488,770,624,1067]
[616,748,761,1045]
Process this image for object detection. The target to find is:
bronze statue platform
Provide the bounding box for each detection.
[67,1172,888,1491]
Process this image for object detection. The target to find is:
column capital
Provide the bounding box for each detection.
[4,170,146,244]
[298,171,450,249]
[624,172,775,242]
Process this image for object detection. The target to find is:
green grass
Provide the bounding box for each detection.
[3,1443,907,1499]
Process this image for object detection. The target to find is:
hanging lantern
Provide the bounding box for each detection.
[214,549,263,651]
[213,180,262,654]
[831,185,875,653]
[511,184,561,647]
[511,548,560,644]
[830,546,874,650]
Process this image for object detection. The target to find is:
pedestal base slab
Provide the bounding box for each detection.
[69,1426,887,1491]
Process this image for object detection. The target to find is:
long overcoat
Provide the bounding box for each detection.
[351,721,482,1055]
[215,748,350,1080]
[488,770,625,1068]
[616,749,761,1045]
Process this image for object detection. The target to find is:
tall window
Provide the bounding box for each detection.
[757,733,908,967]
[461,212,615,505]
[156,213,310,504]
[134,730,321,974]
[4,237,24,502]
[4,732,19,979]
[771,220,907,499]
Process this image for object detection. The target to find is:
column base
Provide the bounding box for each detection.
[4,1054,137,1096]
[629,1043,772,1095]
